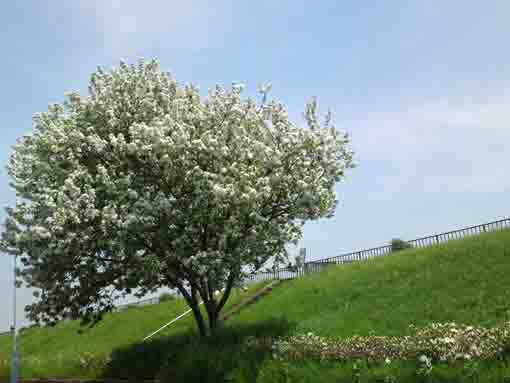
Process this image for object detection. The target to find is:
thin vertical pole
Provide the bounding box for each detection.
[11,252,17,383]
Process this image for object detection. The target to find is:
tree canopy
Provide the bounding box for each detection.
[1,59,355,336]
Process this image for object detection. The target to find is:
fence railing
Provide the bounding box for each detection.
[116,217,510,307]
[244,217,510,283]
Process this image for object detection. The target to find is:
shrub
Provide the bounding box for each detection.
[391,238,413,252]
[159,293,175,302]
[265,321,510,364]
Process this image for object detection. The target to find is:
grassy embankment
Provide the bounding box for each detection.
[2,228,510,382]
[0,281,271,380]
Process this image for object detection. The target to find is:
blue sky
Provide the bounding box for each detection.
[1,1,510,331]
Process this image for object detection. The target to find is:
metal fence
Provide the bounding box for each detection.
[115,217,510,307]
[244,217,510,283]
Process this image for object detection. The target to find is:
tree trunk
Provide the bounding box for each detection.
[173,282,208,337]
[190,286,208,337]
[171,273,238,337]
[204,271,238,336]
[205,300,220,336]
[189,301,207,337]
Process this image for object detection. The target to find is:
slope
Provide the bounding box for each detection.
[2,228,510,381]
[0,280,271,379]
[230,228,510,338]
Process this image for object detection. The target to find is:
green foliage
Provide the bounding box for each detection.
[252,359,510,383]
[390,238,413,252]
[462,360,481,383]
[158,292,175,302]
[255,360,294,383]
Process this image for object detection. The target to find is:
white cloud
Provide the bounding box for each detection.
[348,93,510,193]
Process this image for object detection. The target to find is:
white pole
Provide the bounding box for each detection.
[10,252,17,383]
[142,300,204,342]
[142,289,224,342]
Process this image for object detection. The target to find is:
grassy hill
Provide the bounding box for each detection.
[0,281,271,380]
[2,228,510,382]
[230,228,510,338]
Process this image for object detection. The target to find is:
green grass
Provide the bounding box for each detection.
[231,228,510,337]
[249,359,510,383]
[0,281,271,380]
[1,228,510,382]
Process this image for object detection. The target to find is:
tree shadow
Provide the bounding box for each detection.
[101,317,295,382]
[0,370,8,383]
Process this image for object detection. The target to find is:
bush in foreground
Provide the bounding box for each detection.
[263,321,510,363]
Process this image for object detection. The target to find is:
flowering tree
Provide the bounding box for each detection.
[0,59,355,336]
